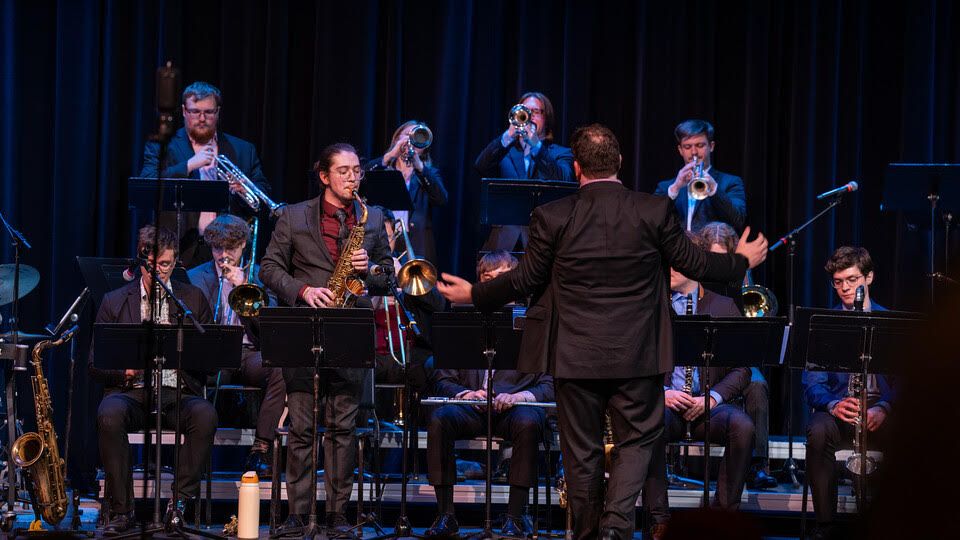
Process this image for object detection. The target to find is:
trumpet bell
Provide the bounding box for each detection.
[228,284,269,318]
[689,179,709,201]
[409,124,433,150]
[508,104,532,128]
[742,285,779,317]
[397,259,438,296]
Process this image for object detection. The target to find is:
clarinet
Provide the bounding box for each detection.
[683,292,694,440]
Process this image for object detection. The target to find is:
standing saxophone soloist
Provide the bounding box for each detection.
[259,143,394,536]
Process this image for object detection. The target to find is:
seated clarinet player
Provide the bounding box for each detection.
[802,246,895,540]
[187,214,285,477]
[424,250,554,539]
[90,225,216,535]
[643,259,754,537]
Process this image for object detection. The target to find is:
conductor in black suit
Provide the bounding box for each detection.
[259,143,394,535]
[653,119,747,233]
[439,124,768,540]
[140,81,269,267]
[90,225,216,535]
[475,91,575,251]
[365,120,448,264]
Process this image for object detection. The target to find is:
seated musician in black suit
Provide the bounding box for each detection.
[89,225,216,535]
[186,214,284,477]
[643,261,755,537]
[424,251,554,539]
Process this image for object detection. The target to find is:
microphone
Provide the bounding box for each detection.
[816,181,859,200]
[370,264,395,276]
[854,285,865,312]
[122,252,147,282]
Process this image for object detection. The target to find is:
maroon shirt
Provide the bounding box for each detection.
[320,198,356,266]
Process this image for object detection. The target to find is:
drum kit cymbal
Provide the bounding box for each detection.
[0,263,46,342]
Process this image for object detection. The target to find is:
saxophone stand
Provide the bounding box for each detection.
[258,307,376,540]
[768,193,846,487]
[791,307,922,538]
[672,316,788,507]
[369,284,425,540]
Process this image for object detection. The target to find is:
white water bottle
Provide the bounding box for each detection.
[238,471,260,539]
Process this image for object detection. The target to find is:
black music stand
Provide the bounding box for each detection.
[259,307,375,540]
[360,170,414,213]
[430,309,531,540]
[128,177,230,265]
[791,307,923,535]
[94,322,242,539]
[882,163,960,304]
[672,316,788,507]
[480,179,578,226]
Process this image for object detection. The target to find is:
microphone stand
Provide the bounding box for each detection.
[0,210,30,532]
[769,194,846,487]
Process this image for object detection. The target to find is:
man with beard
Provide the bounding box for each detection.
[140,81,269,267]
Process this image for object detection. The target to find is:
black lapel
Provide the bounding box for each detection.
[307,198,334,265]
[507,146,527,178]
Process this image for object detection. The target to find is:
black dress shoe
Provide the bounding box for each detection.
[102,511,135,536]
[424,513,459,538]
[326,512,356,538]
[599,527,622,540]
[748,466,778,490]
[499,513,530,538]
[273,514,305,538]
[244,450,272,478]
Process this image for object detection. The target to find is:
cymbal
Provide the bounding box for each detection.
[0,331,48,342]
[0,264,40,306]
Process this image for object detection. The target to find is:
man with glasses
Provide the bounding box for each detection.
[654,119,747,233]
[140,81,269,267]
[802,246,895,540]
[89,225,216,535]
[260,143,394,537]
[475,91,575,251]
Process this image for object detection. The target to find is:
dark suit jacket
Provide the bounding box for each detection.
[654,169,747,232]
[802,303,895,413]
[472,181,748,380]
[474,138,575,182]
[364,157,448,264]
[140,128,269,267]
[186,261,277,346]
[258,195,394,393]
[665,288,749,403]
[87,279,214,395]
[433,369,555,403]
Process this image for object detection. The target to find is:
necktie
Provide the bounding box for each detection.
[334,209,349,252]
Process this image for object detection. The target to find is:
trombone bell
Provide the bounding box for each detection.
[397,259,438,296]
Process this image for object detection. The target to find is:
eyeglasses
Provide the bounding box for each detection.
[332,167,365,180]
[831,275,864,288]
[527,107,544,116]
[184,107,219,118]
[147,260,175,271]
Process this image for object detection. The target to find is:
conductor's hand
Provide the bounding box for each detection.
[665,389,696,412]
[438,273,473,304]
[302,287,336,308]
[351,249,369,274]
[831,397,860,425]
[735,226,768,269]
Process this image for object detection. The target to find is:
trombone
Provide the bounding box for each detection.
[394,220,437,297]
[741,270,779,318]
[216,154,286,217]
[227,217,269,318]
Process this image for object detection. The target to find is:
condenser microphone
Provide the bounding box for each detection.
[854,285,865,312]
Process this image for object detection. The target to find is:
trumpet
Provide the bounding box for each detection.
[401,123,433,166]
[216,154,285,217]
[688,156,710,201]
[508,104,533,138]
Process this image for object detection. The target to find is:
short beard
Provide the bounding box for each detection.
[187,124,215,144]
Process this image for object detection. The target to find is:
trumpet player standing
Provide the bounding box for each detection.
[140,81,270,267]
[365,120,448,265]
[654,119,746,233]
[475,91,575,251]
[186,214,284,478]
[802,247,895,540]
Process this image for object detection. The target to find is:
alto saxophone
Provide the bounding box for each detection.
[11,329,75,526]
[326,190,369,307]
